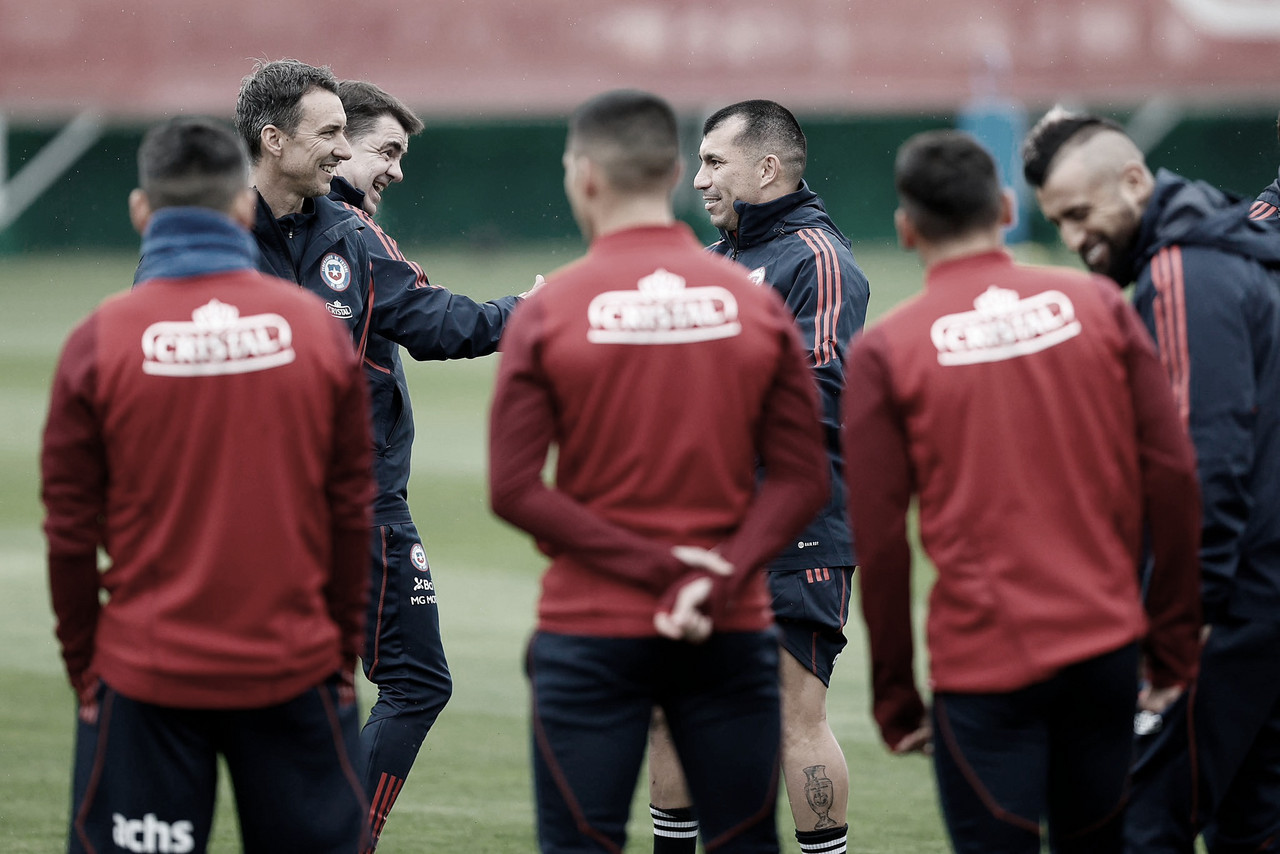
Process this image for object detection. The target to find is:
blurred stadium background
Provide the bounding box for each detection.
[2,0,1279,254]
[1,1,1272,850]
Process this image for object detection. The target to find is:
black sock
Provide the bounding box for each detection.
[651,804,698,854]
[796,823,848,854]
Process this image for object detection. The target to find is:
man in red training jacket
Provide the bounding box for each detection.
[488,89,829,853]
[843,129,1202,854]
[41,116,374,854]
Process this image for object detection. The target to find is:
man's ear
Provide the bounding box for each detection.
[578,155,603,200]
[999,188,1017,229]
[259,124,286,160]
[760,153,781,189]
[894,206,918,251]
[1119,160,1154,203]
[230,187,257,229]
[128,188,152,235]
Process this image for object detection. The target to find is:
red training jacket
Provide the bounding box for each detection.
[842,250,1202,749]
[42,271,374,709]
[489,223,829,637]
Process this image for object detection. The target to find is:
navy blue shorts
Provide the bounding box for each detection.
[67,676,366,854]
[931,643,1139,854]
[528,630,781,853]
[767,566,854,685]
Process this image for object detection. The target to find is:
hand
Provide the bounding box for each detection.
[519,274,547,298]
[76,676,101,726]
[670,545,733,577]
[654,576,715,643]
[892,722,933,756]
[337,668,357,707]
[1138,682,1184,715]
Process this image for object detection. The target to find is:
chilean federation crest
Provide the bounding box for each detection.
[410,542,429,571]
[321,253,352,292]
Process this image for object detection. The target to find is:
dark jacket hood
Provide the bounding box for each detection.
[1130,169,1280,278]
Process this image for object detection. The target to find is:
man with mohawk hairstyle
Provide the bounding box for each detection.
[1024,106,1280,854]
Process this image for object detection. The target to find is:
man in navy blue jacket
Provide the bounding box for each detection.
[1025,108,1280,854]
[233,62,529,850]
[233,59,376,350]
[648,99,870,854]
[326,78,528,850]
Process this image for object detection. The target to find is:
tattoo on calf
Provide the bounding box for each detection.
[803,764,836,829]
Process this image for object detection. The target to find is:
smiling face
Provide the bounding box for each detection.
[1034,135,1153,283]
[336,114,409,215]
[694,116,765,232]
[276,87,351,203]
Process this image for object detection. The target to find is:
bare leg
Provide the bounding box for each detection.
[648,707,697,853]
[779,651,848,832]
[649,706,693,807]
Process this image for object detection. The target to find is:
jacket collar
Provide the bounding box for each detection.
[328,176,366,209]
[723,181,822,250]
[133,207,259,285]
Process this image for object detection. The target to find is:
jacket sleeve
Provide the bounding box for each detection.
[1138,245,1257,623]
[361,217,519,360]
[1251,177,1280,222]
[840,327,927,751]
[779,235,871,442]
[1104,282,1203,687]
[487,299,684,591]
[41,317,106,695]
[322,320,376,673]
[711,316,830,608]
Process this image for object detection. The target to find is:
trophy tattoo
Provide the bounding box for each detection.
[803,764,836,829]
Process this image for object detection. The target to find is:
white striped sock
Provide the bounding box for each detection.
[798,829,848,854]
[651,806,699,840]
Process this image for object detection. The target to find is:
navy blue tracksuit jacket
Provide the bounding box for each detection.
[1126,169,1280,624]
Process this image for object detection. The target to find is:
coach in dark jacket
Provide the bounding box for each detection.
[1026,109,1280,854]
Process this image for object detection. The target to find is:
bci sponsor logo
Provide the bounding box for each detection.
[112,812,195,853]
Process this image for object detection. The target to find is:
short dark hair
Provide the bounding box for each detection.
[337,80,424,143]
[1021,108,1125,188]
[234,59,340,162]
[895,130,1003,241]
[703,99,807,181]
[137,117,249,212]
[567,90,679,192]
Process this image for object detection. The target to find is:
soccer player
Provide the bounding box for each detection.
[648,99,869,854]
[844,128,1202,853]
[1251,110,1279,222]
[1023,108,1280,853]
[42,117,374,853]
[488,89,830,853]
[327,78,529,849]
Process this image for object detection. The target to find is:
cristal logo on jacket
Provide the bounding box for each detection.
[141,299,296,377]
[930,286,1081,366]
[586,268,742,345]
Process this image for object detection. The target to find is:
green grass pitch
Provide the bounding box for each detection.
[0,239,1064,852]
